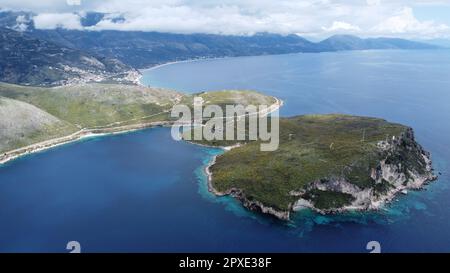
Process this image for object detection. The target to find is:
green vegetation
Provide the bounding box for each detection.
[179,90,277,115]
[196,90,277,106]
[204,114,408,211]
[0,96,77,153]
[373,179,394,196]
[303,189,355,210]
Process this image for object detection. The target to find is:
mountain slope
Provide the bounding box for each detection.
[0,96,77,152]
[0,82,180,128]
[0,27,138,86]
[30,29,439,69]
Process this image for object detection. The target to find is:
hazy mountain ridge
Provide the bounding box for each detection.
[28,30,437,69]
[319,35,438,50]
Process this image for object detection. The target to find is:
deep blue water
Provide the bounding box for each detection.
[1,50,450,252]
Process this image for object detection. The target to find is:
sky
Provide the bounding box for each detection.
[1,0,450,39]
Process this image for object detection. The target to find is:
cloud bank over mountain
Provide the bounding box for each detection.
[1,0,449,39]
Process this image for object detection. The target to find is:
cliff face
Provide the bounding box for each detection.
[225,188,291,221]
[294,128,437,214]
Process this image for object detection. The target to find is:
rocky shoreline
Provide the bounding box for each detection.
[204,145,291,221]
[293,128,438,215]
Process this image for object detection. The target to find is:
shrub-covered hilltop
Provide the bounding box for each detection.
[203,114,436,220]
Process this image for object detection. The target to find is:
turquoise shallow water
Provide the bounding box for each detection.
[0,50,449,252]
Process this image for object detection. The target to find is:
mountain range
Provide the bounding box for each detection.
[0,10,440,86]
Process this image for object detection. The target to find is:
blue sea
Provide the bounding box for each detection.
[1,50,450,252]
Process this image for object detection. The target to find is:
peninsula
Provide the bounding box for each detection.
[200,115,437,220]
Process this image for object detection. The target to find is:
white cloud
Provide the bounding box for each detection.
[366,0,381,6]
[0,0,75,12]
[1,0,449,38]
[372,7,450,38]
[88,5,309,35]
[33,13,83,30]
[322,21,361,33]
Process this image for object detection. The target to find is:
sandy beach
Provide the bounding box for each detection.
[140,56,231,74]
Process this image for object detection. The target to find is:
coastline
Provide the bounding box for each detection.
[139,57,231,74]
[137,56,233,88]
[204,144,239,196]
[0,120,174,166]
[203,148,291,221]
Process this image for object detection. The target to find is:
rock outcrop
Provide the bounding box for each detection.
[294,128,437,215]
